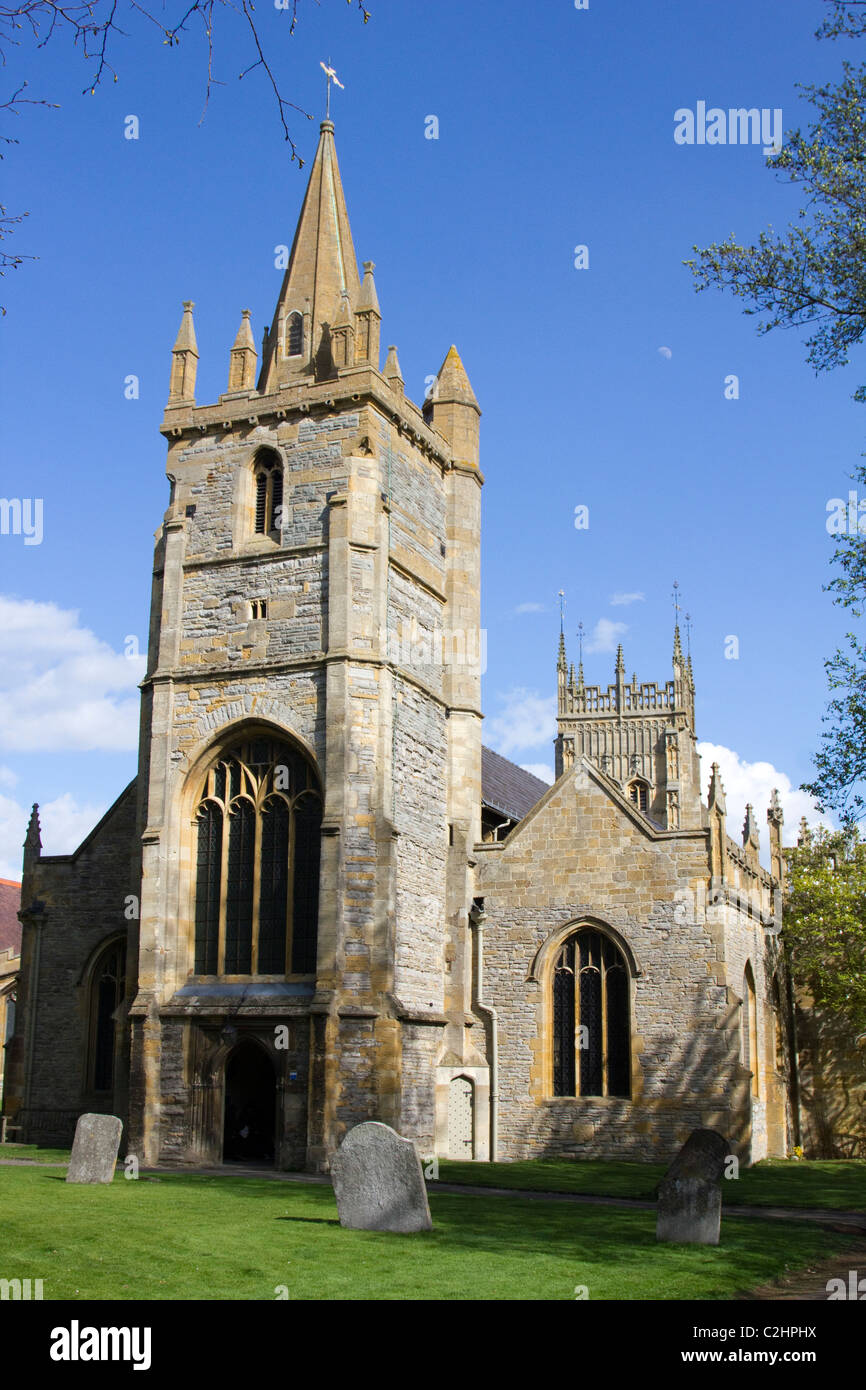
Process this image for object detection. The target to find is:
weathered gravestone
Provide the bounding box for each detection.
[656,1128,730,1245]
[330,1121,433,1233]
[66,1113,123,1185]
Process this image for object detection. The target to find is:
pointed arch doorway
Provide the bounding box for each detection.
[222,1040,277,1165]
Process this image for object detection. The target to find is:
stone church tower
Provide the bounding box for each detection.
[127,118,487,1169]
[555,629,702,829]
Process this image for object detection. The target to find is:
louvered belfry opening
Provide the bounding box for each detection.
[253,449,284,536]
[193,735,322,977]
[553,929,630,1098]
[287,311,303,357]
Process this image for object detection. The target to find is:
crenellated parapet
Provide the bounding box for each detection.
[554,628,700,829]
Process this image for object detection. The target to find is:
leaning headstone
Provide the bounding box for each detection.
[656,1128,730,1245]
[66,1113,123,1185]
[330,1121,432,1232]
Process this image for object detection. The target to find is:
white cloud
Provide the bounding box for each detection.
[521,762,554,785]
[486,688,557,757]
[0,788,108,881]
[0,766,19,789]
[658,346,672,360]
[514,602,545,615]
[610,592,644,607]
[697,742,832,865]
[0,595,145,752]
[585,618,628,654]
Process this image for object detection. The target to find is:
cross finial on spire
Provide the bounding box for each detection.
[558,590,566,634]
[320,59,344,120]
[577,620,584,665]
[672,579,681,621]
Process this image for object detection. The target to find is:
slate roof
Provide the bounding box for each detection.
[481,746,549,824]
[0,879,21,957]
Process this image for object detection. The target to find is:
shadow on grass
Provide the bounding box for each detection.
[276,1216,340,1225]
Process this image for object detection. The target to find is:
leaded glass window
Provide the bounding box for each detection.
[193,736,322,976]
[552,929,630,1098]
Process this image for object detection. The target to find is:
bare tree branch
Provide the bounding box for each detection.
[0,0,371,297]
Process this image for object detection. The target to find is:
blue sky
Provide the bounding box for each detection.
[1,0,862,876]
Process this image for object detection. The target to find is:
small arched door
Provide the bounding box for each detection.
[447,1076,474,1159]
[222,1041,276,1164]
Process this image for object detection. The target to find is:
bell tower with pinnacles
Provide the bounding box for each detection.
[128,117,487,1170]
[554,625,702,830]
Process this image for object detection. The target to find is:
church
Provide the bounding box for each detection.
[5,119,792,1170]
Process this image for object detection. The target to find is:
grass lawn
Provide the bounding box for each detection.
[436,1157,866,1211]
[0,1164,853,1301]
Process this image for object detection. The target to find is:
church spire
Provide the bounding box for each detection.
[261,119,363,392]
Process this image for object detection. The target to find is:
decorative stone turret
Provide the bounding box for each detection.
[425,345,481,470]
[331,291,355,369]
[767,789,784,885]
[382,344,404,395]
[168,301,198,404]
[227,310,257,393]
[23,803,41,869]
[742,803,761,868]
[354,261,381,368]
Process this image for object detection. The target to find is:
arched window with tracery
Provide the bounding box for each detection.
[552,927,630,1098]
[286,311,303,358]
[253,450,284,537]
[88,938,126,1094]
[193,734,322,976]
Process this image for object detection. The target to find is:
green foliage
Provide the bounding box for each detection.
[686,40,866,823]
[783,825,866,1034]
[819,1,866,42]
[685,62,866,387]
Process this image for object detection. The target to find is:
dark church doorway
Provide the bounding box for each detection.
[222,1040,276,1165]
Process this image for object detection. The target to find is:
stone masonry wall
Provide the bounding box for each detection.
[392,675,448,1011]
[475,762,752,1163]
[19,784,138,1142]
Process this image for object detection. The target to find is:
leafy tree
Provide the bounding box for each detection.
[783,825,866,1037]
[686,7,866,822]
